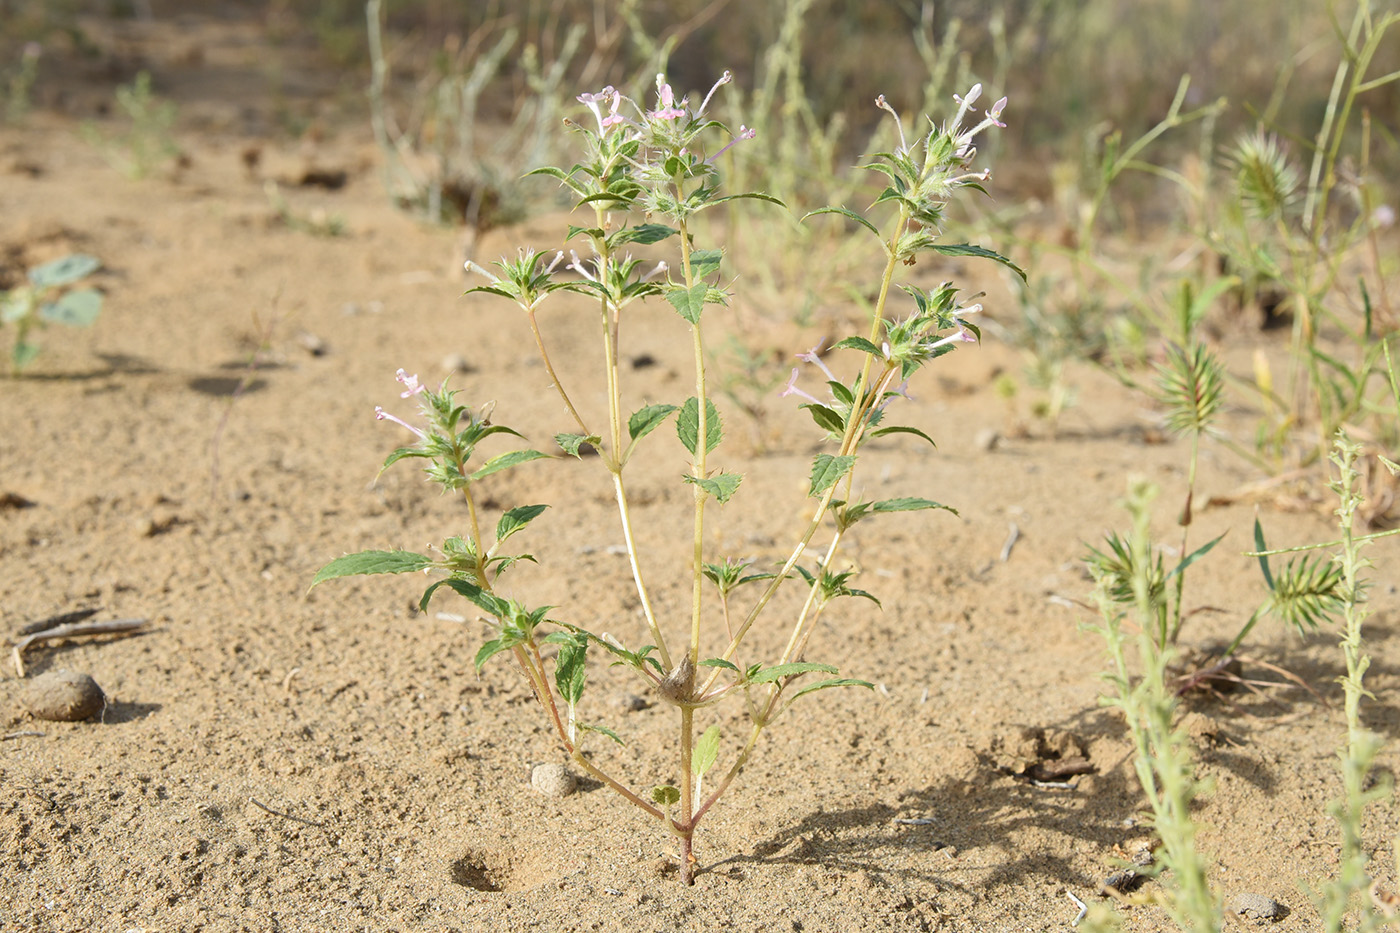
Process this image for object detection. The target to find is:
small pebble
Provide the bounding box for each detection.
[530,762,576,798]
[24,670,106,722]
[974,428,1000,451]
[1228,893,1288,922]
[441,353,472,374]
[613,693,649,712]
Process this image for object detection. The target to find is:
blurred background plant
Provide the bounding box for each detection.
[81,70,181,179]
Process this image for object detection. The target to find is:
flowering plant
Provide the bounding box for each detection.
[313,75,1020,884]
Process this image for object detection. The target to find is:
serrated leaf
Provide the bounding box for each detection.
[28,254,100,288]
[749,662,839,684]
[311,550,433,587]
[469,449,549,480]
[666,282,709,325]
[554,637,587,706]
[809,454,856,497]
[928,243,1026,281]
[612,223,677,245]
[699,658,739,672]
[832,336,883,355]
[555,433,599,458]
[418,578,507,617]
[677,397,722,455]
[870,425,937,447]
[869,497,957,515]
[788,678,875,702]
[628,403,679,442]
[496,504,548,544]
[682,471,742,503]
[652,785,681,806]
[39,289,102,327]
[712,192,786,208]
[692,724,720,777]
[801,205,880,238]
[689,248,724,279]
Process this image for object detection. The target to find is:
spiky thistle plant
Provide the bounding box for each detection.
[1226,131,1301,223]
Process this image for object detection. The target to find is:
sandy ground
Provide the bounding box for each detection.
[2,11,1399,933]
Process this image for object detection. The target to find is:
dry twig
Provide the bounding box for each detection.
[10,618,149,677]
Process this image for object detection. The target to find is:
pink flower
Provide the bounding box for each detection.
[395,368,426,398]
[778,368,819,404]
[648,75,686,121]
[375,406,425,440]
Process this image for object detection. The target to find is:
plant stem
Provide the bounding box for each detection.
[679,705,695,884]
[526,308,590,436]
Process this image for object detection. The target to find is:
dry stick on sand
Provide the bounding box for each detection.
[10,618,149,677]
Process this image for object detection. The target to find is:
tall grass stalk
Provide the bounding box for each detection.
[1318,433,1391,932]
[1091,479,1220,933]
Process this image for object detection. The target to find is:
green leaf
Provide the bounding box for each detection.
[579,722,625,745]
[809,454,856,497]
[496,504,548,544]
[869,497,957,515]
[788,678,875,702]
[418,578,507,617]
[928,243,1026,281]
[380,446,431,473]
[565,224,605,242]
[39,289,102,327]
[711,192,786,208]
[554,637,587,706]
[311,550,433,587]
[612,223,678,246]
[677,397,723,455]
[689,248,724,279]
[699,658,739,673]
[628,403,679,441]
[803,403,846,436]
[28,254,100,288]
[832,336,883,355]
[475,637,514,671]
[749,662,839,684]
[682,471,742,503]
[469,449,549,480]
[12,341,39,370]
[869,425,937,447]
[692,725,721,777]
[651,785,681,806]
[801,205,880,239]
[1167,531,1226,580]
[666,282,709,325]
[1253,519,1275,592]
[555,433,600,458]
[847,588,882,607]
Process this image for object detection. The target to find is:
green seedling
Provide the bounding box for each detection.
[1,253,103,375]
